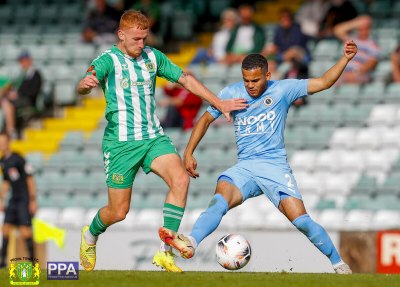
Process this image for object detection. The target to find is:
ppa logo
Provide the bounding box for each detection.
[47,262,79,280]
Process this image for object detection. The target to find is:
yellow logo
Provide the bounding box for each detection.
[112,173,124,184]
[9,261,40,285]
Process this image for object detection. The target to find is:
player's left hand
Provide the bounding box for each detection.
[29,200,37,215]
[219,98,248,121]
[343,40,357,61]
[184,153,199,178]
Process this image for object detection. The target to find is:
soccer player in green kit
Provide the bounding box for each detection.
[77,10,248,272]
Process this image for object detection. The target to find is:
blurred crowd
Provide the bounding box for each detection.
[1,0,400,134]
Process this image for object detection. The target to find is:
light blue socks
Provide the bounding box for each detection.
[190,194,229,246]
[292,214,342,265]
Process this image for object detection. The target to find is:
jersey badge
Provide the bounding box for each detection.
[145,62,156,73]
[264,97,274,107]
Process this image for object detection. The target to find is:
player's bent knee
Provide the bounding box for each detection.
[171,173,190,191]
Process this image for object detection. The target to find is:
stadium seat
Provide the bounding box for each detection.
[290,151,317,173]
[59,207,86,228]
[134,209,162,229]
[35,207,60,225]
[371,210,400,230]
[342,210,373,231]
[329,128,358,149]
[368,105,398,127]
[318,209,346,230]
[351,175,377,195]
[314,150,342,172]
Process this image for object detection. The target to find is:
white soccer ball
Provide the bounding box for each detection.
[215,234,251,270]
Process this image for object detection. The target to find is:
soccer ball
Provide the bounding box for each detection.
[215,234,251,270]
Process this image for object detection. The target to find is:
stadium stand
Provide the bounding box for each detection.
[0,0,399,236]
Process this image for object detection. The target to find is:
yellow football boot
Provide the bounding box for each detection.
[80,226,96,271]
[152,250,183,273]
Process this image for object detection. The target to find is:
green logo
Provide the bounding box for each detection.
[145,62,155,72]
[10,261,40,285]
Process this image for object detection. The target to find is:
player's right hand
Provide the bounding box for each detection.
[184,154,199,178]
[81,70,99,89]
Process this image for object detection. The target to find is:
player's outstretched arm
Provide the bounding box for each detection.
[178,72,248,121]
[184,112,216,178]
[77,70,99,95]
[308,40,358,95]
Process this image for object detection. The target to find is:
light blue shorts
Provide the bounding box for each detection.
[218,159,302,207]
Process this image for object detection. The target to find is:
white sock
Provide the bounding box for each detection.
[188,236,198,250]
[160,242,172,252]
[84,229,98,245]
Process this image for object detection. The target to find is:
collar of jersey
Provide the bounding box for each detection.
[111,45,143,61]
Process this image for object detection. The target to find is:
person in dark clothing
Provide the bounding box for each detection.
[263,8,311,65]
[319,0,358,39]
[6,51,42,139]
[0,133,37,268]
[82,0,122,44]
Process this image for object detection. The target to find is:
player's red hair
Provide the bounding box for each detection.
[119,10,150,30]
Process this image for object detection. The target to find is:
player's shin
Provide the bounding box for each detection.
[292,214,342,265]
[190,194,229,246]
[88,210,108,242]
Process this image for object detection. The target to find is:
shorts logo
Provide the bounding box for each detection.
[264,97,274,107]
[9,259,40,285]
[145,62,155,72]
[112,173,124,184]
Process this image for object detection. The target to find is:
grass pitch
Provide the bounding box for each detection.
[1,270,399,287]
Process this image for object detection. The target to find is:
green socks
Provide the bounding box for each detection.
[163,203,185,232]
[89,210,108,237]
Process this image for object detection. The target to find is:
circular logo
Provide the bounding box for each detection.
[264,97,274,107]
[120,78,129,89]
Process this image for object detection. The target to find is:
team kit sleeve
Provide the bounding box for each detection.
[86,54,113,84]
[153,48,183,83]
[283,79,309,104]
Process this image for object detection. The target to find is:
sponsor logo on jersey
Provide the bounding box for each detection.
[145,62,156,72]
[121,63,128,70]
[120,78,152,89]
[235,111,276,136]
[264,97,274,107]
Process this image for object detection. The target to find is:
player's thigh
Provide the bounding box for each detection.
[256,166,302,208]
[19,225,33,238]
[2,223,12,236]
[102,139,146,189]
[278,196,307,222]
[145,135,186,186]
[218,165,261,209]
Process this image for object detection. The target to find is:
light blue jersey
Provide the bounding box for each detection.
[207,79,308,207]
[207,79,308,162]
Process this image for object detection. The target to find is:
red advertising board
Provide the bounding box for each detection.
[377,231,400,273]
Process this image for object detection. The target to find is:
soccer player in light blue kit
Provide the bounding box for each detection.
[159,40,358,274]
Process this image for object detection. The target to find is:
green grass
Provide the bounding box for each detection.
[1,270,399,287]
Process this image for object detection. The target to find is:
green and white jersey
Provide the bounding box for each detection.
[88,45,183,141]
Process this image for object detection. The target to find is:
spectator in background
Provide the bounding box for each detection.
[390,45,400,83]
[334,15,379,84]
[318,0,358,39]
[82,0,122,44]
[7,51,42,139]
[190,8,239,65]
[263,8,311,66]
[223,4,265,65]
[159,73,203,131]
[129,0,161,47]
[296,0,331,39]
[0,78,16,137]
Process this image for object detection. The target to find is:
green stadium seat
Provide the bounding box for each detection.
[379,173,400,195]
[351,175,377,195]
[312,41,340,60]
[384,83,400,103]
[54,80,78,106]
[343,194,371,210]
[343,104,372,127]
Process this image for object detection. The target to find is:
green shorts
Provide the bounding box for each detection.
[102,135,178,188]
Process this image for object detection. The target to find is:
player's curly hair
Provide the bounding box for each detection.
[120,10,150,30]
[241,54,269,73]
